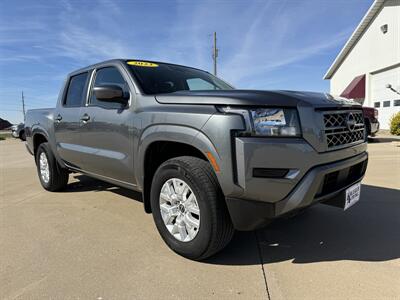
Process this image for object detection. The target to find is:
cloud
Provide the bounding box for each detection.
[56,26,131,62]
[0,0,369,125]
[217,1,354,84]
[222,27,352,84]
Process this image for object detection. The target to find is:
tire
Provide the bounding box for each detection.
[35,142,69,191]
[150,156,234,260]
[365,119,371,136]
[19,130,26,141]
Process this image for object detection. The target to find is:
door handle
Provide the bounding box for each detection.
[80,114,90,122]
[55,114,62,122]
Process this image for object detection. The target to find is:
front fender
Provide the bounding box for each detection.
[136,124,222,190]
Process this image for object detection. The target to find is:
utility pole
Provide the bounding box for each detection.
[21,91,26,121]
[212,32,218,76]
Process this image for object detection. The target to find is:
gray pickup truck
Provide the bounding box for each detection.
[25,59,368,260]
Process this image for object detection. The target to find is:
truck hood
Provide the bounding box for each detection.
[155,90,361,108]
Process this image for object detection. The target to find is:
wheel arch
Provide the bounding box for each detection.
[138,125,223,213]
[32,131,49,156]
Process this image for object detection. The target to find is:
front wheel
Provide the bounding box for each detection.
[150,156,234,260]
[35,142,69,191]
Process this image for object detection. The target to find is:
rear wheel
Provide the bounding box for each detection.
[35,142,69,191]
[150,156,234,260]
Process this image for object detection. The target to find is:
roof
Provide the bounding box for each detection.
[69,59,209,77]
[323,0,386,80]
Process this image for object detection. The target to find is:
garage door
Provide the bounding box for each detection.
[370,65,400,130]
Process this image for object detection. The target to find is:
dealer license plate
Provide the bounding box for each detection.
[344,183,361,210]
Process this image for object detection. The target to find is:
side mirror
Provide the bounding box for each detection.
[93,84,128,103]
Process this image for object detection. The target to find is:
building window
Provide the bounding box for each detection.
[394,99,400,107]
[374,102,380,108]
[383,101,390,107]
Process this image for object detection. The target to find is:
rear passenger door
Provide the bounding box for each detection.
[78,66,135,185]
[54,72,89,168]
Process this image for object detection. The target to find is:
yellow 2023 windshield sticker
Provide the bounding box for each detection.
[127,61,158,67]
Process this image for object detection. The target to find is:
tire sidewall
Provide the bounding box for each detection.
[150,161,215,259]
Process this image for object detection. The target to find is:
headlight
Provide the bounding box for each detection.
[250,108,300,136]
[219,107,301,137]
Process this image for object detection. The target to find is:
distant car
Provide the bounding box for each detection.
[11,123,26,141]
[362,107,379,137]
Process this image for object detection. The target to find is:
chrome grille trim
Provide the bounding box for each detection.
[323,110,365,150]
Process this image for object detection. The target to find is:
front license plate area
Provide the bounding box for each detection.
[344,183,361,210]
[322,182,361,210]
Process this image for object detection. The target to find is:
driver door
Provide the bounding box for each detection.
[77,66,135,185]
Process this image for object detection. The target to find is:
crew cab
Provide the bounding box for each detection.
[25,59,368,260]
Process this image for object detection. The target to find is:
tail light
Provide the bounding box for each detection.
[374,109,378,118]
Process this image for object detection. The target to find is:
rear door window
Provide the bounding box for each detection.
[64,72,89,107]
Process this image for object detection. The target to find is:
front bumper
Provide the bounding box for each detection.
[370,120,379,134]
[226,137,368,230]
[233,137,367,202]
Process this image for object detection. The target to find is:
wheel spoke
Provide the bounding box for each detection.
[178,224,187,241]
[172,179,180,194]
[171,223,179,235]
[164,182,173,197]
[184,213,199,229]
[186,192,194,203]
[186,201,199,215]
[160,191,171,203]
[182,185,189,200]
[160,203,177,224]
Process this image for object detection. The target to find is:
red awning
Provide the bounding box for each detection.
[340,74,365,99]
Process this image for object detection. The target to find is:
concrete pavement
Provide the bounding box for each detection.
[1,138,399,299]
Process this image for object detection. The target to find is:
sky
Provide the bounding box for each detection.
[0,0,373,124]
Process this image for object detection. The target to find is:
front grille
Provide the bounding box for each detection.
[316,160,367,197]
[323,110,365,149]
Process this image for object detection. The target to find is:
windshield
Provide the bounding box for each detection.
[127,60,234,95]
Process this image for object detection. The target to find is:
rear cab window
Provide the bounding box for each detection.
[63,72,89,107]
